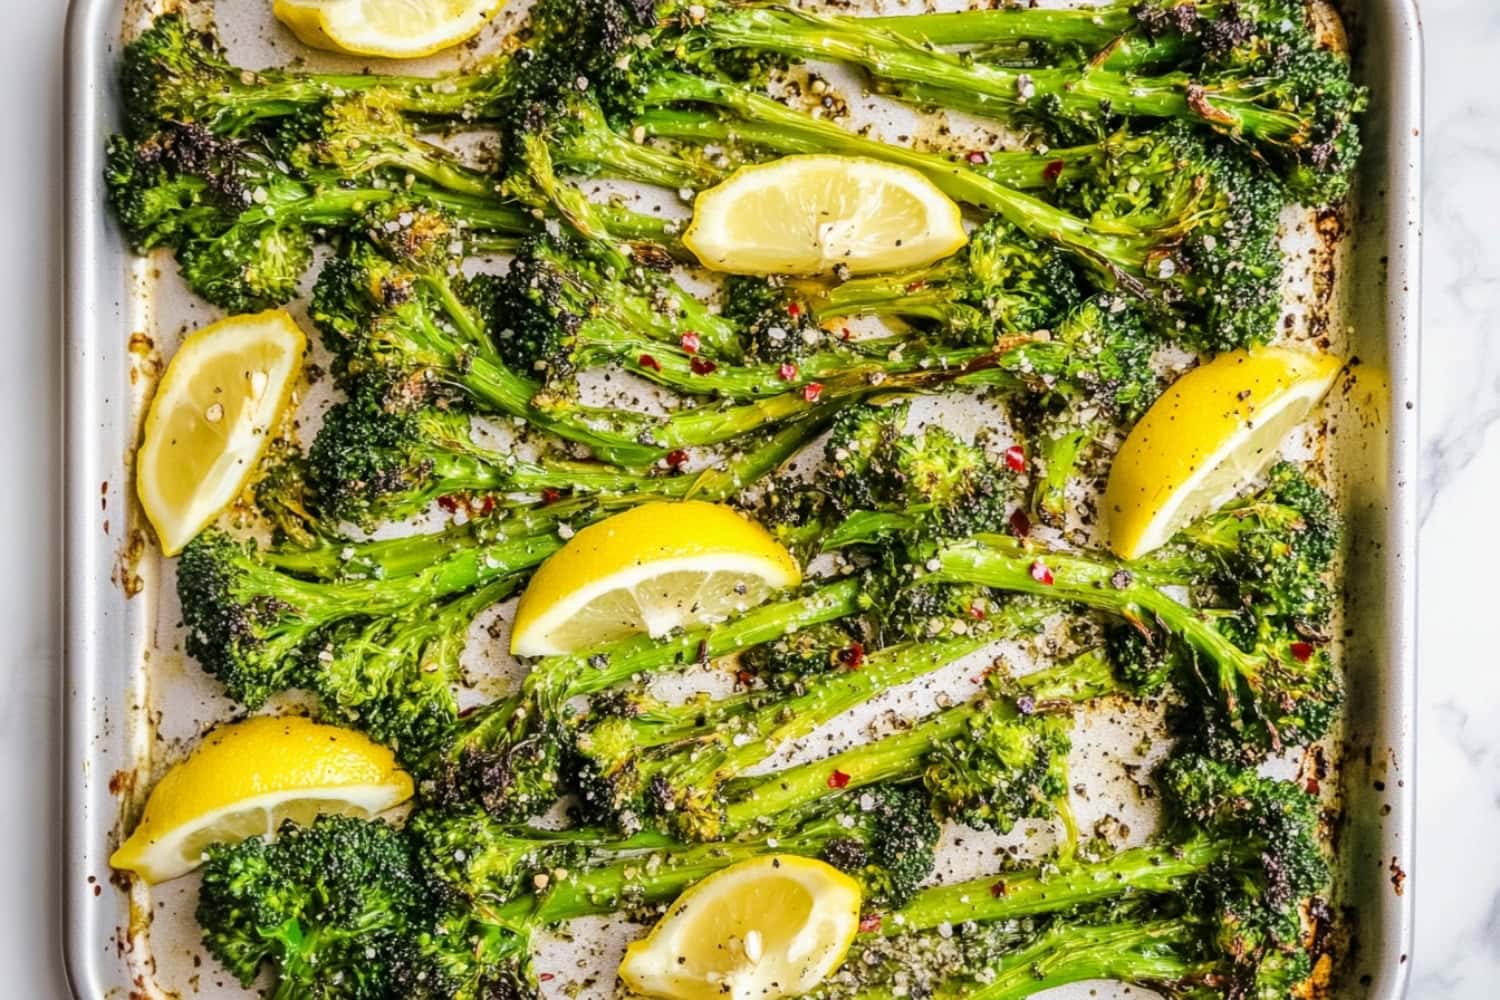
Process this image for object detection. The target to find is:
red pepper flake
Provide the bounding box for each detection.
[638,353,662,372]
[837,641,865,670]
[858,913,882,933]
[1290,641,1315,662]
[1304,776,1321,795]
[990,880,1009,898]
[1008,508,1031,538]
[778,362,799,381]
[966,150,991,165]
[436,495,461,514]
[679,331,701,354]
[541,487,561,505]
[967,603,987,621]
[1042,159,1066,184]
[827,769,851,789]
[472,494,497,517]
[786,301,802,318]
[904,279,928,293]
[690,357,718,375]
[665,449,690,469]
[803,382,824,403]
[1003,444,1027,472]
[840,326,853,342]
[538,974,555,983]
[1029,560,1054,585]
[736,670,754,686]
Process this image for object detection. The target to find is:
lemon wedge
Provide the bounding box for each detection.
[619,855,862,1000]
[110,717,413,884]
[136,310,305,556]
[274,0,503,58]
[1105,347,1342,560]
[509,500,802,657]
[683,154,967,276]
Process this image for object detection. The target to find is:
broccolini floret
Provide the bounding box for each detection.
[306,374,664,527]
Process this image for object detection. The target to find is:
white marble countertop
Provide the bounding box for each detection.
[0,0,1487,995]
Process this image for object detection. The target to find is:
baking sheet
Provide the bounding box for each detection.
[62,0,1422,996]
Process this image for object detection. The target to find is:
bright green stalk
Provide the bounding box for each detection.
[499,810,860,925]
[860,4,1140,48]
[637,109,1108,190]
[525,576,864,707]
[885,833,1235,934]
[592,327,992,401]
[862,918,1211,1000]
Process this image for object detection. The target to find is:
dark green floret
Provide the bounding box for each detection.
[305,374,663,527]
[197,815,432,1000]
[811,218,1084,344]
[197,814,541,1000]
[176,526,559,708]
[104,123,529,311]
[813,401,1017,544]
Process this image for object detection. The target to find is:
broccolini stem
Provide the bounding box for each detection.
[562,104,724,190]
[926,534,1264,715]
[668,636,993,789]
[168,66,503,135]
[724,702,971,827]
[533,368,867,457]
[525,577,864,707]
[861,4,1136,47]
[884,833,1236,933]
[860,2,1205,69]
[261,522,488,581]
[425,270,836,463]
[593,203,686,252]
[512,815,850,925]
[722,640,1122,830]
[637,109,1104,191]
[920,918,1207,1000]
[306,414,813,591]
[605,327,991,401]
[284,533,563,620]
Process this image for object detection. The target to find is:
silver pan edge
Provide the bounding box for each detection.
[60,1,1423,995]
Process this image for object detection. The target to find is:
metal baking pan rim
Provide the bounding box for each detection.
[59,0,1423,995]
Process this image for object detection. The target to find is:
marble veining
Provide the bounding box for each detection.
[1411,0,1500,996]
